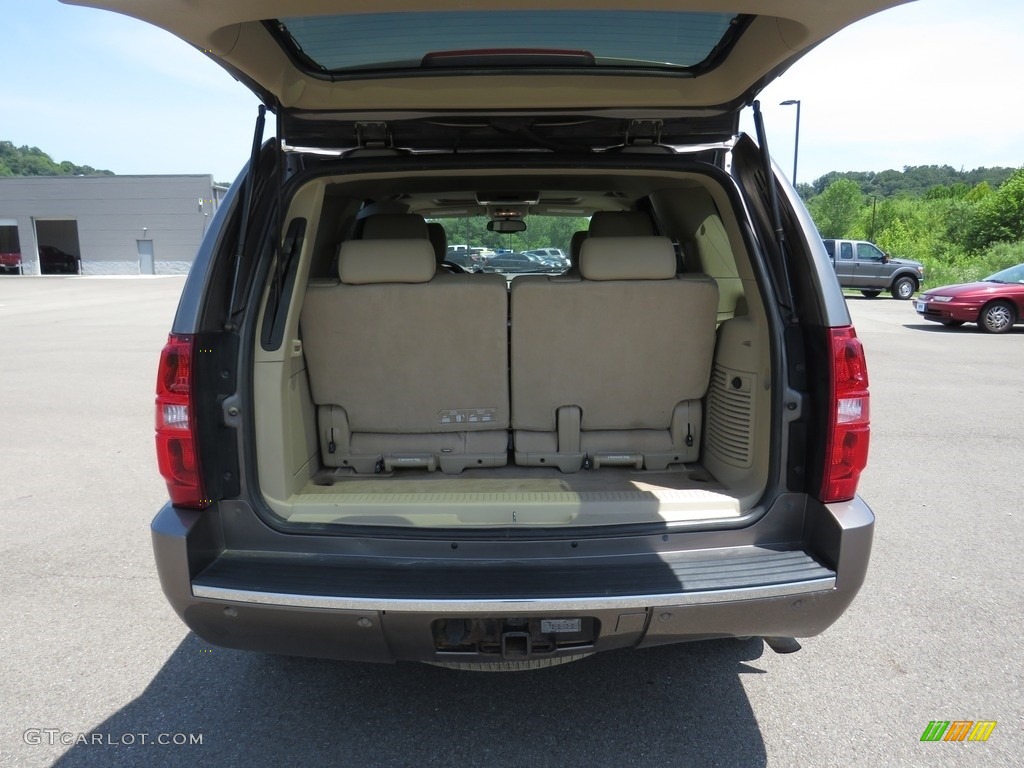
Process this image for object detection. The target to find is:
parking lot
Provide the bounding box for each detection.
[1,277,1021,768]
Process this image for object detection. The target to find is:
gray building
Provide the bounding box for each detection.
[0,175,227,275]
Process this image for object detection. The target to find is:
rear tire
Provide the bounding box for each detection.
[978,300,1016,334]
[890,276,917,300]
[860,289,882,298]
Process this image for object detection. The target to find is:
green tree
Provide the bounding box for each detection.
[876,217,912,258]
[807,178,862,238]
[965,181,994,202]
[805,165,1016,201]
[799,164,1024,288]
[517,215,589,251]
[963,169,1024,252]
[0,140,113,176]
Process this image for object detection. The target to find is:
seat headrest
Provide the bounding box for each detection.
[425,222,448,263]
[338,240,436,284]
[579,237,676,281]
[570,230,588,261]
[587,211,656,237]
[361,213,429,240]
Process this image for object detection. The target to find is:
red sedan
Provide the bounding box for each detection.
[915,264,1024,333]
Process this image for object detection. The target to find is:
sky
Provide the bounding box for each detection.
[2,0,1023,186]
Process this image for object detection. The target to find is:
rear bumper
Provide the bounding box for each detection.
[152,495,873,664]
[916,301,978,323]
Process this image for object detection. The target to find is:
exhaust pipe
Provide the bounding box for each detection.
[763,636,802,654]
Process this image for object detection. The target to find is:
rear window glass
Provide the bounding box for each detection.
[276,11,742,73]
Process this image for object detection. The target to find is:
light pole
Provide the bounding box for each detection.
[780,99,801,186]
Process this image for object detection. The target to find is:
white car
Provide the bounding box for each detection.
[523,248,571,270]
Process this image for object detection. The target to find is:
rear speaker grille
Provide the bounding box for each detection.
[705,366,754,468]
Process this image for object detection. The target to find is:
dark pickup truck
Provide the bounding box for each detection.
[823,239,925,299]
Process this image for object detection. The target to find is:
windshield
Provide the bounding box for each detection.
[434,215,588,276]
[277,11,742,73]
[984,264,1024,284]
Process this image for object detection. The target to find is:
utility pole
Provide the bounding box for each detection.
[780,99,801,186]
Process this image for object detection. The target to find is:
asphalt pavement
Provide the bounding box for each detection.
[0,277,1021,767]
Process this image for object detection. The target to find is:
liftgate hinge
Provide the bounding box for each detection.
[354,121,392,149]
[626,119,663,146]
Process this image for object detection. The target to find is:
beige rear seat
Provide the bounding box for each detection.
[510,236,719,472]
[301,237,510,474]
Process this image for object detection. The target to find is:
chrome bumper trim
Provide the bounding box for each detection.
[193,577,835,613]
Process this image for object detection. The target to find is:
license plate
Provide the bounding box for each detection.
[541,618,581,634]
[915,300,925,312]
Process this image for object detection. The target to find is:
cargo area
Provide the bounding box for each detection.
[250,164,775,529]
[288,464,741,526]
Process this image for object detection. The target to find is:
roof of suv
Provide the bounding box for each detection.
[63,1,911,116]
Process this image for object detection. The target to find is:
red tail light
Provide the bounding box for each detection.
[821,327,870,503]
[155,334,210,508]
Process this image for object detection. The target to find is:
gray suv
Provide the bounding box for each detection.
[70,0,893,669]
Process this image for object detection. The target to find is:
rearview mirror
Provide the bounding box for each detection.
[487,218,526,233]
